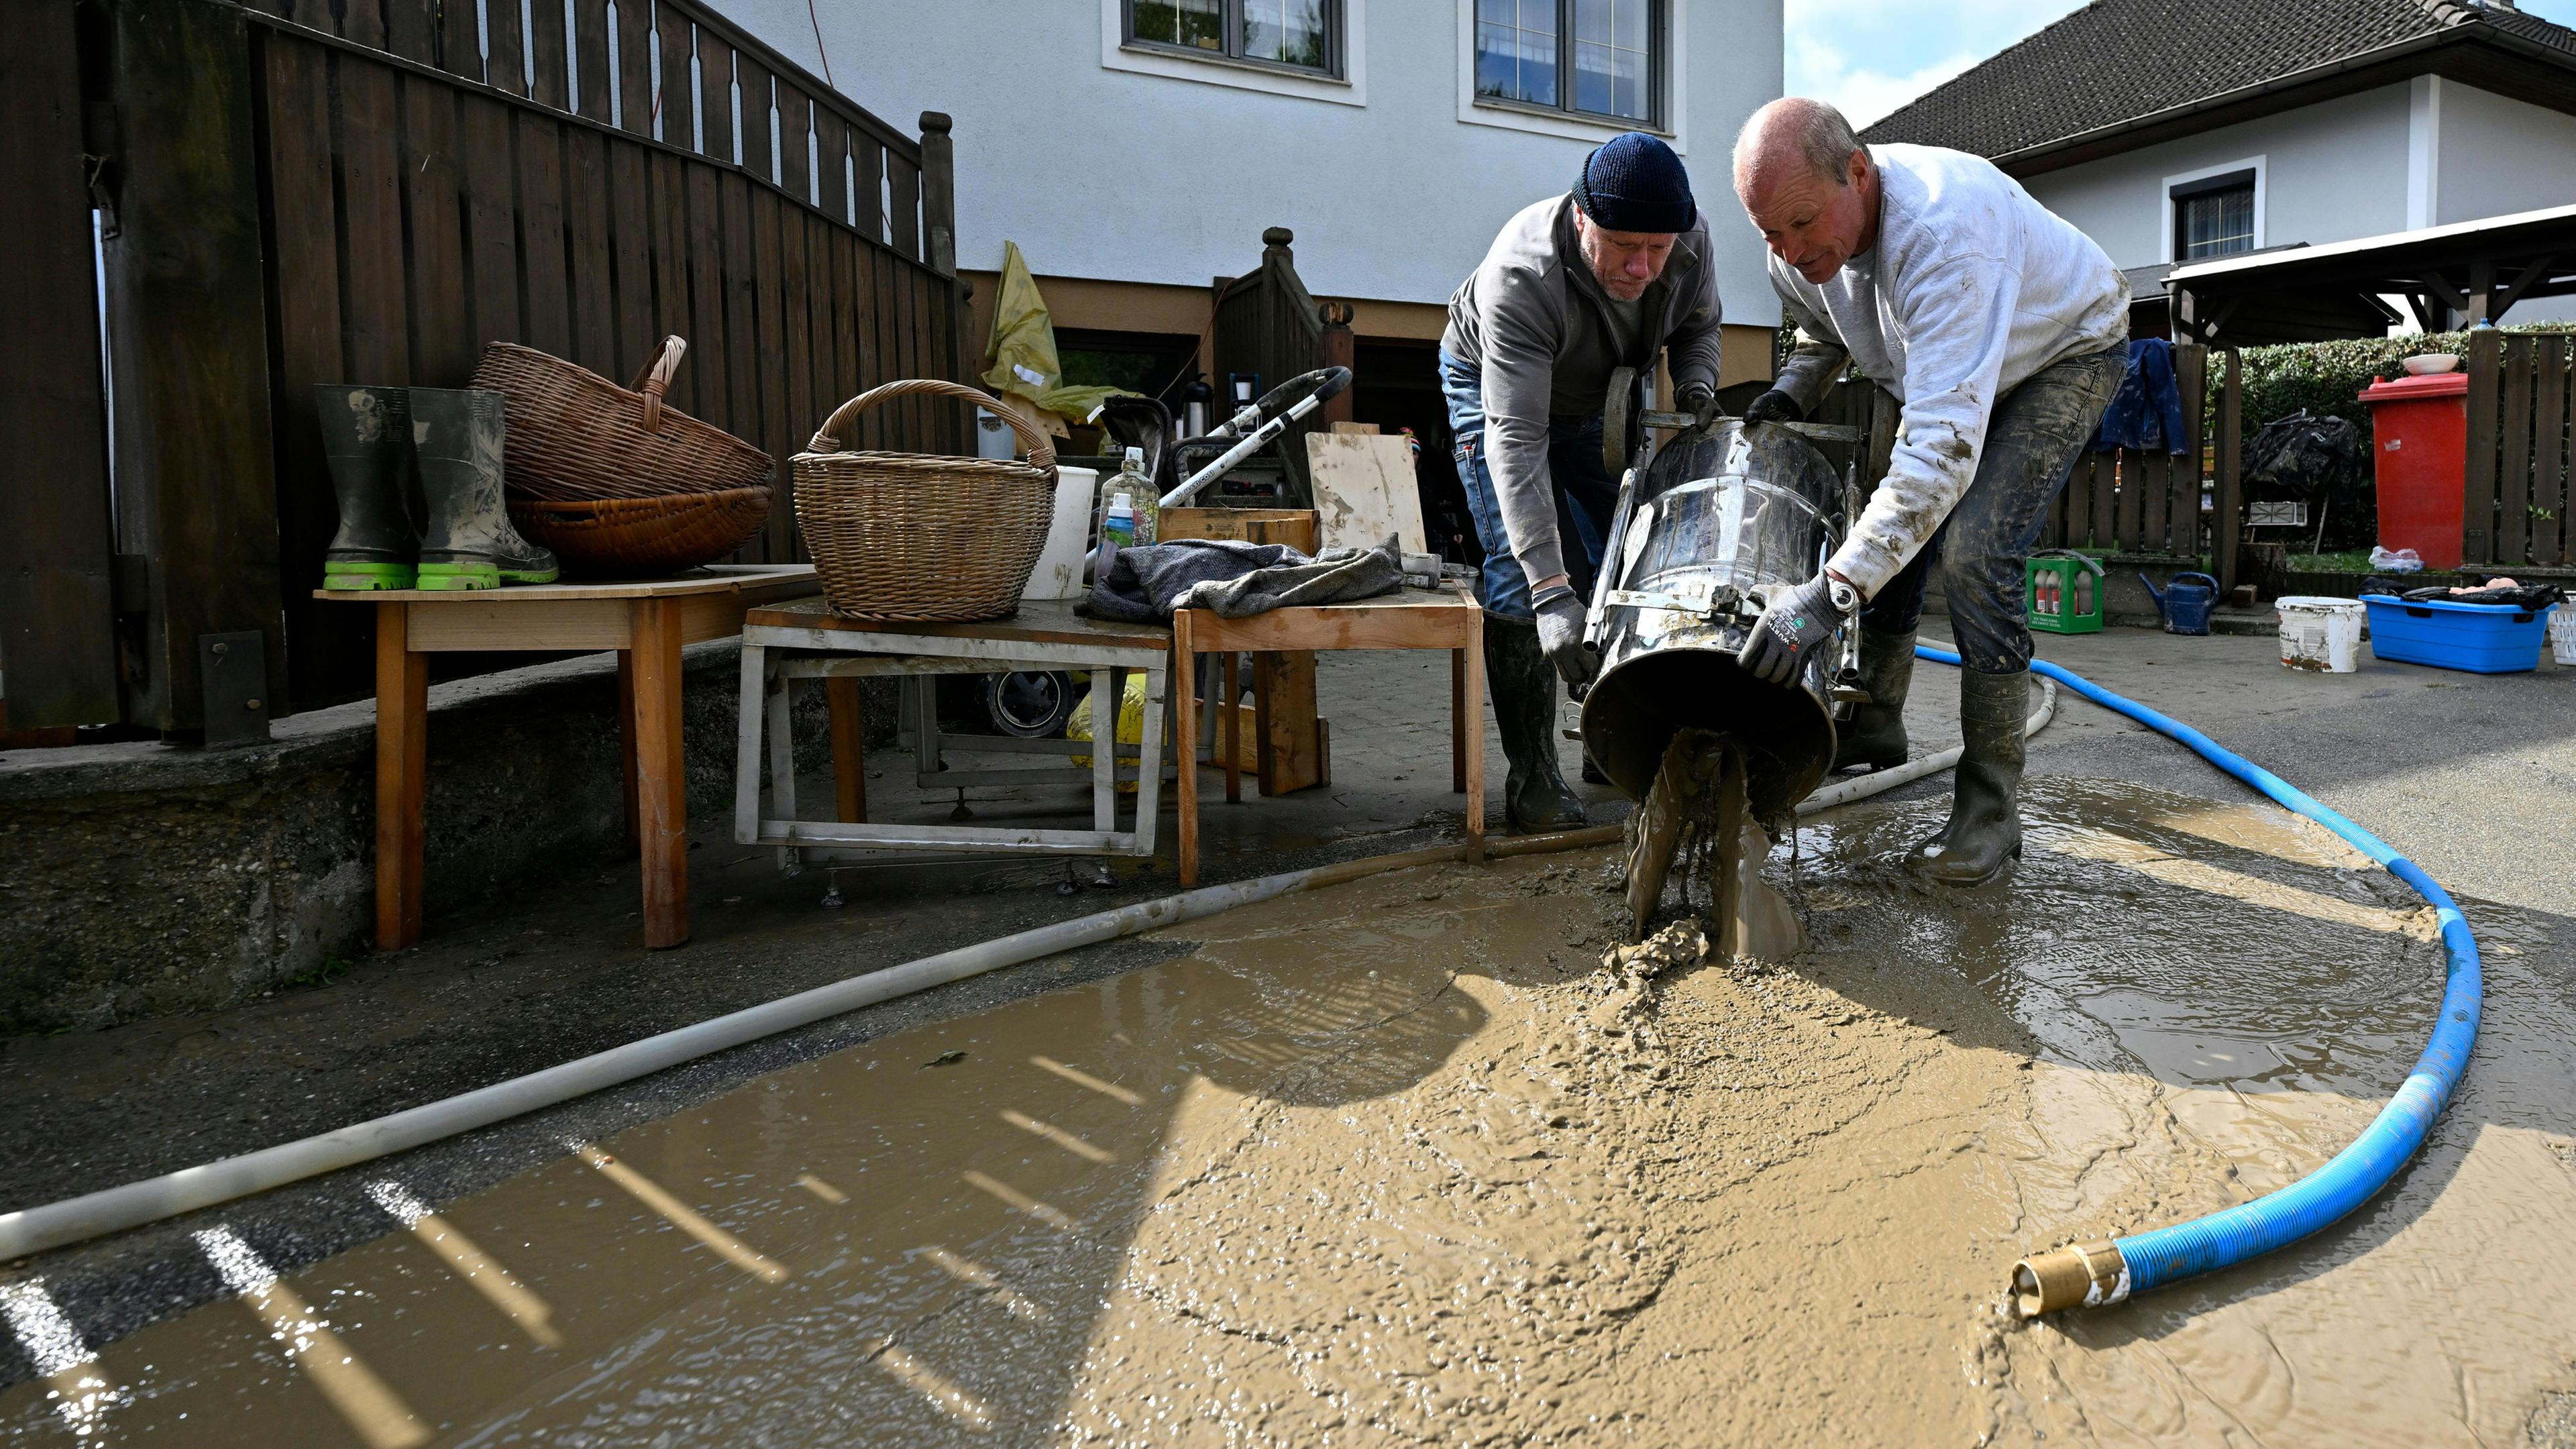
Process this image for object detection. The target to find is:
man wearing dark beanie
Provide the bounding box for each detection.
[1441,131,1727,832]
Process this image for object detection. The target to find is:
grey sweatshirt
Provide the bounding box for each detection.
[1444,195,1725,588]
[1770,144,2129,596]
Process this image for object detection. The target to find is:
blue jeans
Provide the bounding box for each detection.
[1861,346,2126,673]
[1438,351,1619,623]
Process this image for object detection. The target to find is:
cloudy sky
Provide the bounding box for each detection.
[1789,0,2576,127]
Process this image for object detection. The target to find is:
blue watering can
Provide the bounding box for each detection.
[2141,571,2220,635]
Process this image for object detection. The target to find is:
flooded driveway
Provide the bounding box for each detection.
[5,778,2573,1446]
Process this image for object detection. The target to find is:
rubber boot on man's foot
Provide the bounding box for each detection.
[1833,626,1915,773]
[412,387,560,590]
[315,385,423,591]
[1909,667,2027,886]
[1485,619,1586,833]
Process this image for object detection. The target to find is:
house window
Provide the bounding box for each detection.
[1128,0,1338,75]
[2173,168,2256,261]
[1475,0,1659,125]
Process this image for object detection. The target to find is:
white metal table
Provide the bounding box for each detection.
[734,596,1175,863]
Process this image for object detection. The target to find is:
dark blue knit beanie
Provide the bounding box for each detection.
[1573,132,1696,233]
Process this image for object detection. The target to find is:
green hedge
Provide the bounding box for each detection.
[2231,321,2576,437]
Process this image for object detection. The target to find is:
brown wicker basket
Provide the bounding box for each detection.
[793,380,1057,621]
[506,486,773,577]
[471,337,775,502]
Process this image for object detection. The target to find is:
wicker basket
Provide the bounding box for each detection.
[794,380,1057,621]
[506,486,772,577]
[471,337,775,502]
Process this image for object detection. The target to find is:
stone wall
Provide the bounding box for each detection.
[0,644,881,1033]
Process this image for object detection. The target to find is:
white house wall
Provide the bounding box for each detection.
[2019,84,2414,272]
[712,0,1785,326]
[2434,82,2576,226]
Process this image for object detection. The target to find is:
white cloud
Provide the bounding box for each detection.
[1784,0,2085,127]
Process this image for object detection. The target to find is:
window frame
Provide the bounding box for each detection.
[1122,0,1346,83]
[1471,0,1667,131]
[2160,156,2267,264]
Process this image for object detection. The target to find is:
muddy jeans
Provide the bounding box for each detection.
[1860,346,2125,673]
[1438,350,1619,623]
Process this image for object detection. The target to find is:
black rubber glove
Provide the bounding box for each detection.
[1739,573,1857,686]
[1674,380,1716,421]
[1532,584,1599,692]
[1742,388,1805,426]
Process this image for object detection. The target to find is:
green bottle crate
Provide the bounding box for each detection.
[2027,554,2104,634]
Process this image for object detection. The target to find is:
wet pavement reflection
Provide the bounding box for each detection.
[5,778,2573,1446]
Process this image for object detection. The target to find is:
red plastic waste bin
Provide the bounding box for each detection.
[2358,371,2469,570]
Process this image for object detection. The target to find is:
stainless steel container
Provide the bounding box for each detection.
[1578,419,1846,826]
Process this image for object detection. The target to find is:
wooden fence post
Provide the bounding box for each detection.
[0,0,121,728]
[918,111,955,277]
[2463,326,2503,566]
[101,0,284,732]
[2214,345,2243,594]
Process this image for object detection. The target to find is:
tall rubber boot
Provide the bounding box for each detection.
[411,387,559,590]
[315,385,422,590]
[1485,619,1586,833]
[1832,627,1916,772]
[1909,667,2028,887]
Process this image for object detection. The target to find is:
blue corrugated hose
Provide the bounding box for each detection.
[1912,645,2482,1309]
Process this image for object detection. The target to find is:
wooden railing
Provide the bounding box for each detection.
[4,0,965,731]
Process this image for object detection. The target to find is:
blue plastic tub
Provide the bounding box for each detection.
[2361,594,2556,674]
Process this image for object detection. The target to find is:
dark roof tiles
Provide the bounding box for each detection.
[1860,0,2576,159]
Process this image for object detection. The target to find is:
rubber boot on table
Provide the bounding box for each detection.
[1909,667,2028,887]
[1832,626,1916,773]
[1485,618,1586,833]
[315,385,423,591]
[411,387,559,590]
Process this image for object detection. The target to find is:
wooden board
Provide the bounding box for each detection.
[1305,432,1428,554]
[1155,507,1320,553]
[0,0,119,725]
[1252,649,1322,796]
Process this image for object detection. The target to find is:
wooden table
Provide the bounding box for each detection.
[321,565,820,951]
[1174,585,1485,885]
[735,596,1176,860]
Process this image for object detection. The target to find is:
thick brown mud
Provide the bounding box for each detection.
[6,778,2575,1445]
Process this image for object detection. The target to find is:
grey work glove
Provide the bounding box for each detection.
[1739,572,1858,686]
[1742,388,1805,426]
[1674,380,1716,421]
[1532,583,1599,693]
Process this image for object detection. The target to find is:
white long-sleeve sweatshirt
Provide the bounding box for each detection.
[1770,144,2129,597]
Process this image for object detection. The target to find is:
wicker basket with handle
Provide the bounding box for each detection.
[470,336,774,502]
[793,380,1057,621]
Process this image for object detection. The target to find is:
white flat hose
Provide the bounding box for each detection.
[0,684,2053,1263]
[1798,677,2057,815]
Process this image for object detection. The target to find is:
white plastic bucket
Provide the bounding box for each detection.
[2275,596,2365,673]
[1021,465,1098,602]
[2549,604,2576,667]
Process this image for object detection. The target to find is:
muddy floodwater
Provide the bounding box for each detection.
[8,779,2576,1446]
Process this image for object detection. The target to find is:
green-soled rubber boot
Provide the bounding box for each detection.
[315,384,421,591]
[411,387,558,590]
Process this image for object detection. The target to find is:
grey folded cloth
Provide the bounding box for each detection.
[1088,535,1405,623]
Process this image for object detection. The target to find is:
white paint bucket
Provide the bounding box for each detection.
[2275,596,2365,673]
[2548,604,2576,666]
[1022,466,1098,602]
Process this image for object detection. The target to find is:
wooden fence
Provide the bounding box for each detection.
[1212,227,1354,502]
[2041,342,2212,563]
[3,0,965,731]
[2465,328,2575,568]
